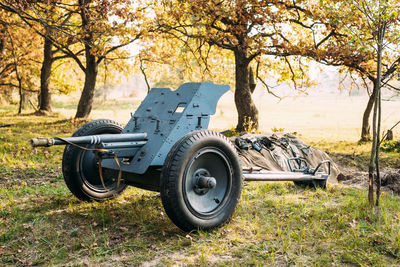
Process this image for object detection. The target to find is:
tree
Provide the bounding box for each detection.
[49,0,145,119]
[0,11,43,113]
[157,0,319,131]
[1,0,148,118]
[39,28,54,114]
[323,0,400,205]
[136,32,236,91]
[0,3,82,114]
[37,8,76,115]
[301,0,400,142]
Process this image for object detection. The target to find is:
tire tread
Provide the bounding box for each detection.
[62,119,127,201]
[160,130,242,231]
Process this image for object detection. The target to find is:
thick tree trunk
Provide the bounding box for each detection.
[361,82,378,141]
[249,67,256,94]
[75,47,97,119]
[234,50,258,132]
[39,34,53,114]
[75,0,98,119]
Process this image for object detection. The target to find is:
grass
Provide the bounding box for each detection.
[0,110,400,265]
[306,140,400,170]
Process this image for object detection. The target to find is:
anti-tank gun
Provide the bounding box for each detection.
[30,82,330,231]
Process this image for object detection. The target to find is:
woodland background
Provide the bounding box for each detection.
[0,0,400,265]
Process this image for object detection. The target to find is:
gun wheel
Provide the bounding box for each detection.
[161,130,243,231]
[62,119,127,201]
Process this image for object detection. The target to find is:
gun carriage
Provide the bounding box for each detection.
[31,83,330,231]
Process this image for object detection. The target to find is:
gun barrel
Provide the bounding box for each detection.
[30,133,147,148]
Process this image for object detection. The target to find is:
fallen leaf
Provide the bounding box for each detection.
[185,234,193,242]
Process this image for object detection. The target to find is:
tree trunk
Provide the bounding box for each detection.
[8,28,24,114]
[39,33,53,114]
[234,50,258,132]
[361,82,378,141]
[375,24,385,207]
[375,88,381,206]
[368,24,385,207]
[386,129,393,141]
[18,83,24,114]
[75,0,98,119]
[75,46,97,119]
[368,81,378,206]
[249,67,256,94]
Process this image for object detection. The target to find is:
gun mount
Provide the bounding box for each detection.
[30,82,330,232]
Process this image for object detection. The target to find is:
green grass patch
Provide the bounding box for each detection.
[0,111,399,265]
[382,140,400,153]
[308,140,400,170]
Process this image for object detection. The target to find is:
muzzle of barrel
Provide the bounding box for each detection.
[30,138,54,147]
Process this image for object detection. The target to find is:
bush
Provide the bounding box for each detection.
[381,140,400,153]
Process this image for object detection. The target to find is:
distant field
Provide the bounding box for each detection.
[48,92,400,143]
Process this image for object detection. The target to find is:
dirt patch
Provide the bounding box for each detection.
[381,169,400,194]
[337,167,400,194]
[0,166,61,187]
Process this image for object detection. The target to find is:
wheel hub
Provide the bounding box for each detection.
[183,148,231,215]
[193,168,217,195]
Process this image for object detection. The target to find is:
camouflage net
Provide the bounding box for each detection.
[230,133,339,183]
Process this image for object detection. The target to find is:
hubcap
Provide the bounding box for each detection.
[183,147,232,215]
[193,168,217,195]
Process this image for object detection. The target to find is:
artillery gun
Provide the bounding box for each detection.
[31,82,330,231]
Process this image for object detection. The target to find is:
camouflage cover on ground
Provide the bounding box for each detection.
[230,133,340,183]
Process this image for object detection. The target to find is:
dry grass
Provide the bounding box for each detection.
[1,97,400,265]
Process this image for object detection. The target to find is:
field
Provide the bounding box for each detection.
[1,94,400,265]
[52,92,400,141]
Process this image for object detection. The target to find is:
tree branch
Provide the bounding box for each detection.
[380,120,400,144]
[315,30,336,48]
[284,57,298,90]
[97,34,141,64]
[256,61,282,100]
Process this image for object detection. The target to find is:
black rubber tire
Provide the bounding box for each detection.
[160,130,243,232]
[294,179,327,189]
[62,119,127,201]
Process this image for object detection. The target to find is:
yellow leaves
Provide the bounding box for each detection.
[136,29,235,89]
[51,60,83,95]
[0,19,42,97]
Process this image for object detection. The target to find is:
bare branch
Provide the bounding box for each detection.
[380,120,400,144]
[315,30,336,48]
[139,55,151,94]
[255,61,282,100]
[284,57,298,90]
[97,34,141,64]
